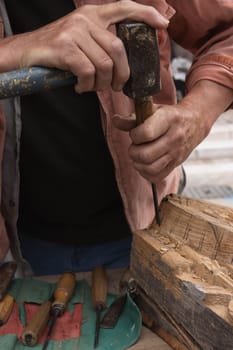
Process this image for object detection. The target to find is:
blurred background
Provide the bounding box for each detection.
[170,41,233,207]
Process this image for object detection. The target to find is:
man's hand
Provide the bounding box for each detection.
[113,80,233,183]
[0,1,168,93]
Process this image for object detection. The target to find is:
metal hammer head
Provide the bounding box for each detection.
[117,22,161,99]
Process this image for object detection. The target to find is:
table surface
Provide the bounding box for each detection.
[39,269,172,350]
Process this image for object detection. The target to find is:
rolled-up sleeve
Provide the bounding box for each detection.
[167,0,233,92]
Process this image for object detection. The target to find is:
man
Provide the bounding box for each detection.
[0,0,232,276]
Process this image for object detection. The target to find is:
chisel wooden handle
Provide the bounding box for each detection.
[0,261,17,301]
[0,66,76,99]
[92,266,108,348]
[0,294,14,326]
[52,271,76,316]
[92,266,107,311]
[21,300,51,347]
[21,271,76,347]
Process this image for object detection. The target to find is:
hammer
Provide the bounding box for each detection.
[117,22,161,225]
[0,23,161,224]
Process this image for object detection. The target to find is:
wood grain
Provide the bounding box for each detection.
[131,194,233,350]
[159,194,233,265]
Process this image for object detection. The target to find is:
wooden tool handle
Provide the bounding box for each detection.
[21,300,51,346]
[0,294,14,326]
[92,266,107,310]
[0,261,17,301]
[135,96,154,125]
[52,271,76,315]
[21,272,76,347]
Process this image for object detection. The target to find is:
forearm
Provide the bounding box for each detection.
[180,79,233,139]
[0,33,36,72]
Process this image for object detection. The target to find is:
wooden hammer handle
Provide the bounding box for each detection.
[135,96,153,125]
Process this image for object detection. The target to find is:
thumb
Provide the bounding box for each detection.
[112,113,137,131]
[102,1,169,29]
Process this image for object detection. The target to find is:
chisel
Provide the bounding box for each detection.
[92,266,108,348]
[117,22,161,225]
[21,271,76,348]
[21,299,52,346]
[42,271,76,350]
[100,268,137,329]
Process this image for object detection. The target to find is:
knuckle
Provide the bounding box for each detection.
[130,148,152,165]
[81,65,96,79]
[167,126,184,145]
[72,12,89,28]
[171,109,180,121]
[55,31,72,47]
[118,0,133,11]
[111,37,125,56]
[146,128,156,142]
[62,53,73,67]
[142,150,153,164]
[76,5,92,15]
[97,57,113,73]
[175,127,184,143]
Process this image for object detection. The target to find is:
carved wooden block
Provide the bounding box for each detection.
[131,194,233,350]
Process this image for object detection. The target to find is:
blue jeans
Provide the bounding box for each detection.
[19,235,132,276]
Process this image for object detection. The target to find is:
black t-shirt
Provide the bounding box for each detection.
[5,0,131,244]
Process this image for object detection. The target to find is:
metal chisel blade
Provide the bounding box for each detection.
[100,294,127,329]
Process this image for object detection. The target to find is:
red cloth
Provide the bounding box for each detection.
[0,302,82,342]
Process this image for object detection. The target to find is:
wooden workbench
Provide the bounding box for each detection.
[40,269,172,350]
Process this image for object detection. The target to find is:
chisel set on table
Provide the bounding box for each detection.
[21,271,76,350]
[0,263,131,349]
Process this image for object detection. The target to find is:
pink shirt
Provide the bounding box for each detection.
[0,0,232,272]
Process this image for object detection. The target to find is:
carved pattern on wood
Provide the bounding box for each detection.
[158,194,233,265]
[131,194,233,350]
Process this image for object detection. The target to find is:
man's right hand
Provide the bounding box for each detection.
[0,0,168,93]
